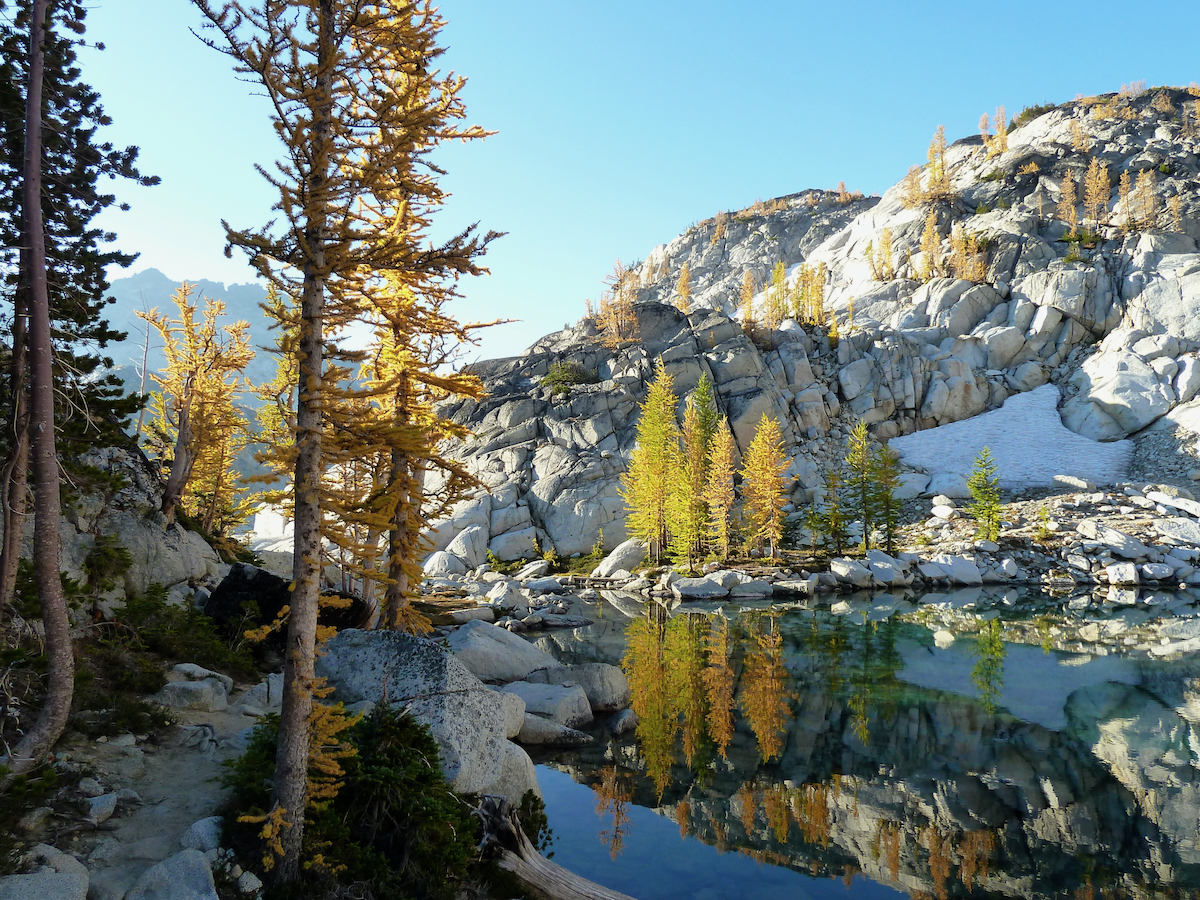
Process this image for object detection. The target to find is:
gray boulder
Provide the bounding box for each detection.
[479,741,541,801]
[1077,520,1150,559]
[670,576,730,600]
[446,619,558,683]
[179,816,222,852]
[516,714,594,746]
[316,629,508,793]
[423,550,466,577]
[591,538,647,578]
[0,873,88,900]
[446,525,488,569]
[125,850,217,900]
[499,681,593,729]
[525,663,630,712]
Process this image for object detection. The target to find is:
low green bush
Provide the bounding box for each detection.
[539,361,599,390]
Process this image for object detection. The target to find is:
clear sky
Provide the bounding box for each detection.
[81,1,1200,362]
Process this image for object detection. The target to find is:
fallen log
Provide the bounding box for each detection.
[474,795,638,900]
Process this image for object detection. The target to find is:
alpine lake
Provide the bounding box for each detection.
[519,586,1200,900]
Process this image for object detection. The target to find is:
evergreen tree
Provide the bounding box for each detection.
[1118,169,1133,232]
[845,420,878,551]
[192,0,497,880]
[621,359,679,562]
[918,209,941,282]
[764,260,787,330]
[872,444,902,554]
[820,469,848,555]
[675,262,691,313]
[740,414,788,557]
[0,0,155,615]
[703,422,736,561]
[692,373,719,456]
[966,446,1002,542]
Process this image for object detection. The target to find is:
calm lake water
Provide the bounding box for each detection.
[525,592,1200,900]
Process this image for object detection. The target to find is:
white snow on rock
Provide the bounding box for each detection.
[890,384,1132,490]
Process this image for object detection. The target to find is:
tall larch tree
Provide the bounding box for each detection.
[739,270,757,331]
[675,262,691,313]
[191,0,497,881]
[846,420,878,550]
[704,422,736,561]
[740,414,788,557]
[621,359,679,562]
[667,392,710,569]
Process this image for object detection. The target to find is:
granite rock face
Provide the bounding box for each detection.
[416,90,1200,565]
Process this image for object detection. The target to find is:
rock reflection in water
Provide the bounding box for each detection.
[532,601,1200,899]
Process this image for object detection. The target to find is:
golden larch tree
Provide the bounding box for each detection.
[704,422,736,560]
[191,0,498,880]
[1083,157,1110,235]
[740,414,788,557]
[620,359,679,562]
[739,270,757,331]
[139,283,254,527]
[1057,170,1079,238]
[675,262,692,313]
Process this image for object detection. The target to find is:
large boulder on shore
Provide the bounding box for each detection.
[590,538,647,578]
[316,629,509,794]
[446,619,559,683]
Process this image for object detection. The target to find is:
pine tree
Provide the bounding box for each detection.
[192,0,497,880]
[872,444,902,554]
[703,422,736,561]
[621,359,679,562]
[1057,170,1079,238]
[1083,157,1110,237]
[692,373,719,454]
[845,420,878,551]
[675,262,692,313]
[878,228,895,281]
[820,469,848,555]
[1069,118,1089,152]
[740,414,788,557]
[0,0,155,615]
[1,0,72,782]
[966,446,1002,542]
[991,105,1008,155]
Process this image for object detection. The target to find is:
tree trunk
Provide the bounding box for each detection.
[270,0,332,881]
[3,0,73,780]
[383,446,411,630]
[0,286,29,616]
[160,392,194,526]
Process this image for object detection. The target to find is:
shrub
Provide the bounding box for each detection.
[1011,103,1056,129]
[223,707,477,899]
[540,360,599,389]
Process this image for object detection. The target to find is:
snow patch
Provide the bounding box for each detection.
[890,384,1132,489]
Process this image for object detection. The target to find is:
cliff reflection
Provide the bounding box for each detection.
[545,604,1200,898]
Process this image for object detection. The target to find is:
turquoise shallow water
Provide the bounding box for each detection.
[525,594,1200,899]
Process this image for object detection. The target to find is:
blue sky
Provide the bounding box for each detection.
[82,1,1200,361]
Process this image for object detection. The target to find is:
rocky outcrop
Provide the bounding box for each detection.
[425,90,1200,565]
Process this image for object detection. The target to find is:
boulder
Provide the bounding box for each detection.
[482,580,532,617]
[670,577,730,600]
[447,606,496,625]
[480,741,541,801]
[1106,562,1139,586]
[729,579,774,598]
[445,525,488,569]
[499,681,593,729]
[179,817,222,852]
[446,619,559,683]
[423,550,467,577]
[894,473,930,500]
[488,527,538,561]
[1155,519,1200,545]
[931,554,982,586]
[925,472,972,499]
[0,873,88,900]
[1076,520,1150,559]
[495,689,526,739]
[125,850,217,900]
[524,576,567,593]
[316,629,508,793]
[516,714,594,747]
[525,663,630,712]
[591,539,648,578]
[830,558,872,588]
[154,679,227,713]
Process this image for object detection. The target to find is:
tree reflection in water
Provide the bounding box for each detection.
[592,765,633,860]
[739,613,792,761]
[970,619,1006,713]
